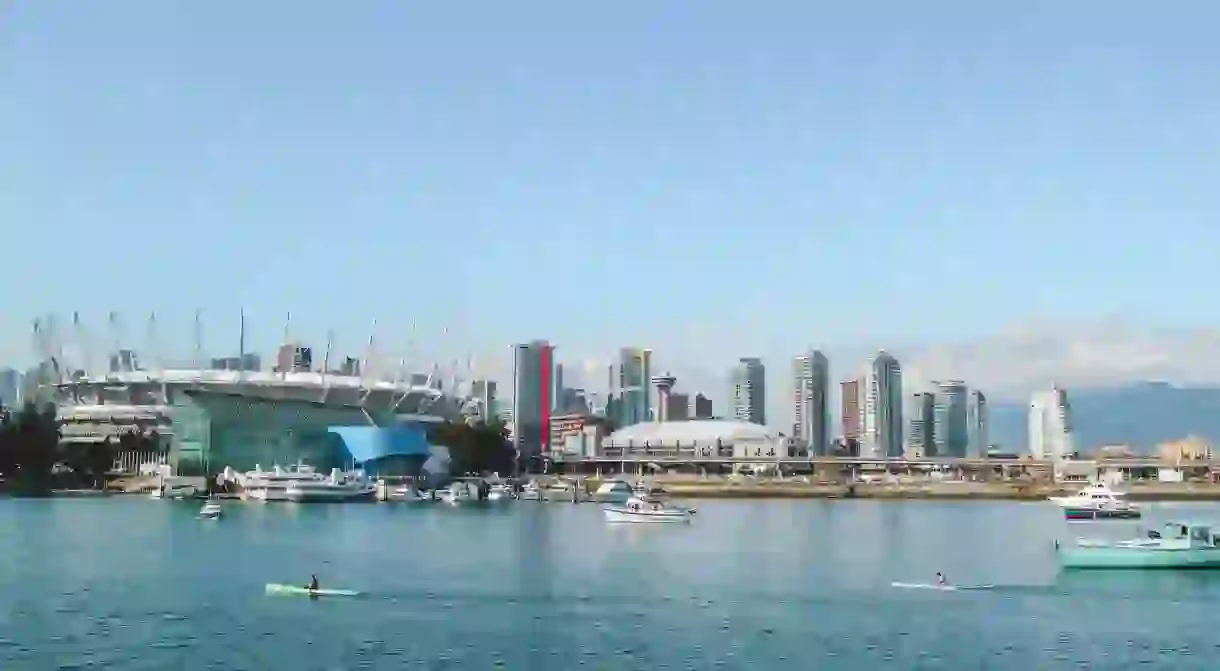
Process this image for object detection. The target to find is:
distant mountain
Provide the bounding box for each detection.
[988,382,1220,455]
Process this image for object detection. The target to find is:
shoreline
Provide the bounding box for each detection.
[650,483,1220,501]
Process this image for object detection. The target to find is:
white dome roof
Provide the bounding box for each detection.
[604,420,779,447]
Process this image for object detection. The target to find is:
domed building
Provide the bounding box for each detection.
[601,420,785,460]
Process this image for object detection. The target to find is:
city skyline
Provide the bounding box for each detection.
[10,309,1219,442]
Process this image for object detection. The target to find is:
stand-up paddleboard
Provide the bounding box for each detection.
[890,582,995,592]
[265,583,361,597]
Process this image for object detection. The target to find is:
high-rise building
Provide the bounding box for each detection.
[792,350,830,455]
[967,389,989,457]
[693,393,713,419]
[512,340,555,463]
[666,392,690,421]
[616,347,653,426]
[862,352,903,458]
[730,357,766,425]
[552,363,565,412]
[470,379,499,422]
[275,343,312,373]
[0,367,19,408]
[1029,386,1073,461]
[840,378,861,441]
[933,380,969,458]
[908,392,936,457]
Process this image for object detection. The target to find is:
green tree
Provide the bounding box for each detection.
[0,402,60,495]
[427,420,515,476]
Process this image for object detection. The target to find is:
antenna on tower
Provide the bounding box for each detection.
[146,311,160,376]
[72,311,91,379]
[193,309,204,380]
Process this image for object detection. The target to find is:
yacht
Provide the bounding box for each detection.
[518,482,543,501]
[593,480,634,504]
[1049,483,1132,509]
[487,483,515,502]
[243,466,375,503]
[542,480,589,503]
[604,496,694,524]
[390,484,431,503]
[438,484,479,506]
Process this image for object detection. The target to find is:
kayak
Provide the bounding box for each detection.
[891,581,994,592]
[264,583,361,597]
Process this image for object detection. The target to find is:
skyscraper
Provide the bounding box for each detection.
[908,391,936,457]
[693,393,713,419]
[1029,386,1073,461]
[862,352,903,458]
[967,389,989,457]
[0,367,19,408]
[840,378,861,442]
[512,340,555,462]
[616,347,652,426]
[731,357,766,425]
[792,350,830,455]
[933,380,969,458]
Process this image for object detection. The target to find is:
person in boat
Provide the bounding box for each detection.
[936,572,947,586]
[307,574,319,591]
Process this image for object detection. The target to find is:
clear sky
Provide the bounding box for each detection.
[2,2,1219,423]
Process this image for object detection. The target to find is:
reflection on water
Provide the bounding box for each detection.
[2,498,1220,668]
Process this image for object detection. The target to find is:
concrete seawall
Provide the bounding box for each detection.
[591,479,1220,501]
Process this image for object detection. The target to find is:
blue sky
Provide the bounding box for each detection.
[2,2,1219,420]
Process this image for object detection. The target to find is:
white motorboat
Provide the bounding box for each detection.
[604,496,694,524]
[518,482,543,501]
[238,465,374,503]
[593,480,634,504]
[198,500,222,519]
[281,470,376,503]
[487,483,515,502]
[437,484,478,506]
[542,480,589,503]
[1049,483,1133,510]
[390,485,431,503]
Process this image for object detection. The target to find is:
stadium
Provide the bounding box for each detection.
[25,313,491,478]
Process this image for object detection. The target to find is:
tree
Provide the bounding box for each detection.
[427,420,515,476]
[0,402,60,495]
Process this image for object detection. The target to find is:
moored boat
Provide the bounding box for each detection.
[603,495,694,524]
[487,483,515,502]
[1056,521,1220,569]
[1049,482,1129,509]
[198,499,222,519]
[592,480,634,504]
[1064,504,1141,520]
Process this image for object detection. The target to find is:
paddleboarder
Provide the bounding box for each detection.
[936,572,947,586]
[307,574,319,591]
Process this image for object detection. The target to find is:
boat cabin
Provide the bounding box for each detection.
[1142,521,1220,548]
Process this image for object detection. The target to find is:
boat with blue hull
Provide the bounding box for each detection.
[1057,521,1220,569]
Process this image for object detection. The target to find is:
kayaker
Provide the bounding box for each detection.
[308,574,319,591]
[936,572,947,586]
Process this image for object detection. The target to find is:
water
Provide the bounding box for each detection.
[3,498,1220,669]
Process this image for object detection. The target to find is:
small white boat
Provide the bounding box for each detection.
[487,483,515,502]
[438,484,478,505]
[518,482,543,501]
[604,496,694,524]
[390,485,431,503]
[593,480,634,504]
[198,500,222,519]
[542,480,589,503]
[1049,483,1130,509]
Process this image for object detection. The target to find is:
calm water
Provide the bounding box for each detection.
[3,497,1220,669]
